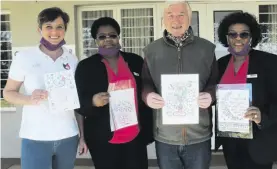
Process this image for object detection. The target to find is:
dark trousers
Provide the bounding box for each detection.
[155,139,211,169]
[222,138,273,169]
[86,138,148,169]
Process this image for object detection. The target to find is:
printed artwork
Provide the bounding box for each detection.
[161,74,199,125]
[44,70,80,112]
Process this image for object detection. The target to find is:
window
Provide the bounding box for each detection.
[121,8,154,56]
[78,5,157,59]
[1,12,15,111]
[81,10,113,58]
[258,5,277,55]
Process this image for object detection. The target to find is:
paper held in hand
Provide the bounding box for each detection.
[109,88,138,131]
[216,84,252,133]
[44,70,80,112]
[161,74,199,125]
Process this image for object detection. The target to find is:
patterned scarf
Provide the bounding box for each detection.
[166,30,190,47]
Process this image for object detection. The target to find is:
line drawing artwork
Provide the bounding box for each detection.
[165,81,196,116]
[217,89,250,133]
[109,88,138,130]
[161,74,199,125]
[44,70,80,112]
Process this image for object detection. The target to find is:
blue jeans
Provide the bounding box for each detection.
[155,139,211,169]
[21,135,79,169]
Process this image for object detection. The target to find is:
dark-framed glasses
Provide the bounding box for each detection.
[96,34,118,40]
[227,32,250,39]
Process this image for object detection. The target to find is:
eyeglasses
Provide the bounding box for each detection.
[227,32,250,39]
[96,34,118,40]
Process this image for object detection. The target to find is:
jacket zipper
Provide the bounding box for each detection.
[177,46,187,144]
[177,47,181,73]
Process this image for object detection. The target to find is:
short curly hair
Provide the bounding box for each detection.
[217,12,262,48]
[90,17,120,39]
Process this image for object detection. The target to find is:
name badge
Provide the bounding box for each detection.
[247,74,258,78]
[133,72,139,76]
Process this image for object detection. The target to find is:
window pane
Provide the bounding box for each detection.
[83,39,97,48]
[1,31,12,41]
[1,70,9,79]
[191,11,199,36]
[1,22,10,31]
[259,14,277,23]
[258,5,277,55]
[1,14,10,21]
[121,8,154,56]
[1,80,7,88]
[1,51,12,60]
[1,61,12,69]
[259,5,277,13]
[1,42,12,50]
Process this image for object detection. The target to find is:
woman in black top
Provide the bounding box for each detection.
[75,17,153,169]
[216,12,277,169]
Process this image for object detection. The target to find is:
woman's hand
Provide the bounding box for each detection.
[244,106,261,124]
[29,89,48,105]
[78,137,88,155]
[92,92,110,107]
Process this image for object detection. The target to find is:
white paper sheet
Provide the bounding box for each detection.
[217,89,250,133]
[109,88,138,130]
[110,105,116,132]
[161,74,199,125]
[44,70,80,112]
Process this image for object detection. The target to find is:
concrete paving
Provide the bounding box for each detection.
[7,165,277,169]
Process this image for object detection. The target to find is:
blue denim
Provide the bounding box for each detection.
[21,135,79,169]
[155,139,211,169]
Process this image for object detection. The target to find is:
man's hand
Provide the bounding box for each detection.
[198,92,212,109]
[146,92,165,109]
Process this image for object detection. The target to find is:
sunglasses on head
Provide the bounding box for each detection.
[227,32,250,39]
[96,34,118,40]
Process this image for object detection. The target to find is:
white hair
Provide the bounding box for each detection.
[162,0,192,25]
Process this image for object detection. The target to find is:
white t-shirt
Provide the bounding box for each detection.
[9,45,79,141]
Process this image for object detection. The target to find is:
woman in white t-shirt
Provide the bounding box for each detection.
[3,7,87,169]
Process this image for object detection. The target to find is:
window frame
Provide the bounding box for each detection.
[1,10,16,111]
[76,3,158,60]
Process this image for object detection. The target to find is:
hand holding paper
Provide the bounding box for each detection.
[244,106,261,124]
[198,92,212,108]
[93,92,110,107]
[29,89,48,105]
[146,92,165,109]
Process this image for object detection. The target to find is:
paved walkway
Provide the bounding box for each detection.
[7,165,277,169]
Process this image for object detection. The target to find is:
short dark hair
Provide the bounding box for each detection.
[217,12,262,48]
[37,7,70,31]
[90,17,120,39]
